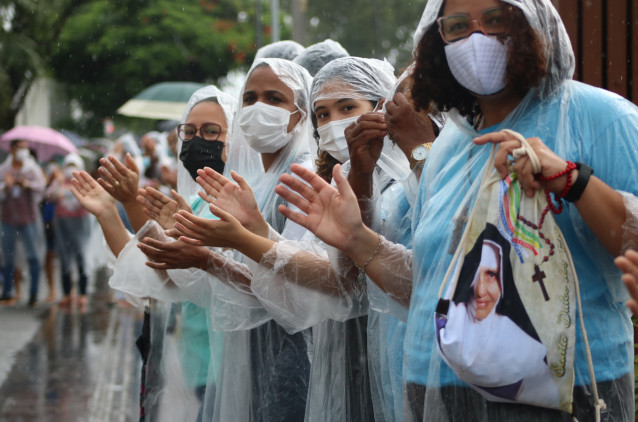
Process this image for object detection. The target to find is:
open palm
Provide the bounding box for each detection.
[97,153,140,203]
[70,171,116,218]
[197,167,267,235]
[137,187,191,230]
[276,163,364,251]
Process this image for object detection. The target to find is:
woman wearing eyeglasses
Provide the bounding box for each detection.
[273,0,638,420]
[71,85,238,421]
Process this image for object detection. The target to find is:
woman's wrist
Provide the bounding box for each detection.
[247,216,269,237]
[96,203,119,223]
[344,224,380,266]
[198,249,212,270]
[541,160,578,196]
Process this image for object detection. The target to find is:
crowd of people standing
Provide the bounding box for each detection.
[3,0,638,420]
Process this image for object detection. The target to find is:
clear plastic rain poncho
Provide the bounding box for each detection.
[108,85,237,422]
[293,38,349,76]
[254,40,305,61]
[200,58,316,330]
[196,58,314,422]
[248,56,413,422]
[394,0,638,420]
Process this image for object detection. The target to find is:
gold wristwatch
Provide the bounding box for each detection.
[409,142,433,168]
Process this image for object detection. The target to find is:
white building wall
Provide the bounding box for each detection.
[15,78,51,127]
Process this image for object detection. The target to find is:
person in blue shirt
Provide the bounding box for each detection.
[274,0,638,420]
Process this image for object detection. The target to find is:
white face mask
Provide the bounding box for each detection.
[15,148,30,162]
[63,166,77,179]
[238,102,299,153]
[444,33,509,96]
[317,115,359,163]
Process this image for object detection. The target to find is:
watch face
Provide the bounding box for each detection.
[412,145,430,161]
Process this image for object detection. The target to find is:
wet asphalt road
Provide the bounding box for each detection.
[0,267,143,422]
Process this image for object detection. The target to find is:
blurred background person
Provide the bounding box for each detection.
[40,160,62,303]
[0,139,46,306]
[47,153,91,309]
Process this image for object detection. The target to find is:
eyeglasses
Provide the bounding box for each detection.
[437,6,508,44]
[177,123,224,142]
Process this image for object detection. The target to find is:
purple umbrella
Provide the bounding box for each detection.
[0,126,77,162]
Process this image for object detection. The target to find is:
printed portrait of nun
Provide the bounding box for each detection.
[435,223,560,408]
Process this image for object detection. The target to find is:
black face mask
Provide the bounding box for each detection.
[179,136,225,181]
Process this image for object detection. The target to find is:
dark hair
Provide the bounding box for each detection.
[10,139,23,149]
[411,3,547,124]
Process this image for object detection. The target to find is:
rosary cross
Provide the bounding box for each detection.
[532,264,550,301]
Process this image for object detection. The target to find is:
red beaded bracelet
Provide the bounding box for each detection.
[539,161,577,214]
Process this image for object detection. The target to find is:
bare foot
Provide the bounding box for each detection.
[77,295,88,312]
[59,295,72,308]
[45,292,57,303]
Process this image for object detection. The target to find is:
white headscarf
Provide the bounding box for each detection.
[176,85,237,201]
[225,58,314,234]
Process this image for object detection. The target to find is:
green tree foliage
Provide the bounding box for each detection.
[0,0,86,129]
[306,0,427,71]
[51,0,257,135]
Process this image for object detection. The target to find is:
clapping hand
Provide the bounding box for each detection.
[196,167,268,236]
[97,153,140,203]
[70,170,116,218]
[137,187,191,230]
[276,163,364,254]
[138,237,210,271]
[173,205,249,249]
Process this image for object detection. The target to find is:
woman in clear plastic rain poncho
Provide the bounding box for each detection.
[108,85,237,422]
[173,58,430,421]
[151,58,314,421]
[272,0,638,420]
[250,56,403,421]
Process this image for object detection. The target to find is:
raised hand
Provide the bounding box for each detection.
[70,170,117,218]
[344,112,387,175]
[196,167,268,236]
[137,237,210,271]
[385,92,436,155]
[173,205,249,249]
[97,153,140,203]
[137,187,191,230]
[276,163,365,254]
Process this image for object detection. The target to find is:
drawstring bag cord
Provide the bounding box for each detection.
[505,129,606,422]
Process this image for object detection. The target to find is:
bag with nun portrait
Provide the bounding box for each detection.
[434,130,603,415]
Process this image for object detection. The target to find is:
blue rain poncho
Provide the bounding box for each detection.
[366,66,437,422]
[401,0,638,420]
